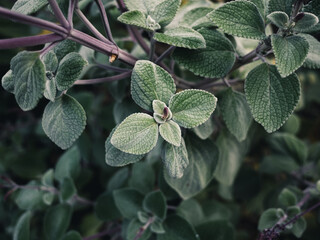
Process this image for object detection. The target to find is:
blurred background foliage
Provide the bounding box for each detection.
[0,0,320,240]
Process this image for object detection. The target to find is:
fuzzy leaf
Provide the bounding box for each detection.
[258,208,285,230]
[42,94,87,150]
[60,177,76,202]
[1,70,14,93]
[44,79,56,102]
[169,89,217,129]
[14,212,32,240]
[294,13,319,31]
[272,34,309,77]
[105,127,144,167]
[177,7,214,28]
[303,0,320,18]
[267,0,295,16]
[159,120,181,146]
[248,0,269,22]
[55,146,81,182]
[143,190,167,219]
[162,138,189,179]
[123,0,158,13]
[152,0,181,27]
[111,113,158,155]
[165,135,218,199]
[154,27,206,49]
[127,219,151,240]
[55,53,87,91]
[245,63,300,133]
[53,40,78,61]
[267,11,289,28]
[220,88,252,142]
[301,34,320,69]
[11,51,46,111]
[207,0,266,39]
[131,60,176,111]
[12,0,47,15]
[43,51,58,72]
[173,28,236,78]
[118,10,160,31]
[192,118,215,140]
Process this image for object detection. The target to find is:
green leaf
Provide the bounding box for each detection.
[151,220,165,234]
[154,27,206,49]
[260,154,299,174]
[292,217,307,238]
[42,169,54,187]
[54,146,81,182]
[177,199,204,227]
[113,100,140,124]
[207,1,266,39]
[196,220,235,240]
[152,0,181,27]
[267,0,295,16]
[278,188,297,207]
[192,118,215,140]
[61,231,82,240]
[258,208,285,231]
[143,190,167,220]
[214,130,244,186]
[105,127,144,167]
[131,60,176,111]
[118,10,160,31]
[138,211,149,223]
[42,94,87,150]
[43,51,58,72]
[294,13,319,31]
[220,88,252,142]
[60,177,76,202]
[43,192,55,206]
[129,162,155,194]
[53,40,78,61]
[177,7,214,29]
[248,0,269,22]
[159,120,181,146]
[165,135,218,199]
[127,218,152,240]
[162,139,189,179]
[12,0,47,15]
[123,0,157,14]
[301,34,320,69]
[1,70,14,93]
[245,63,301,133]
[169,89,217,128]
[11,51,46,111]
[15,182,45,210]
[95,192,121,221]
[44,204,72,240]
[111,113,159,155]
[271,34,309,77]
[55,53,87,91]
[14,212,32,240]
[44,78,57,102]
[113,188,144,219]
[157,215,198,240]
[107,168,129,191]
[267,11,289,28]
[173,28,236,78]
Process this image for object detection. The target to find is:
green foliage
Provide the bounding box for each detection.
[159,120,181,146]
[302,34,320,69]
[1,70,14,93]
[258,208,285,230]
[267,11,290,29]
[268,0,295,16]
[12,0,47,15]
[143,190,167,220]
[196,220,235,240]
[14,212,32,240]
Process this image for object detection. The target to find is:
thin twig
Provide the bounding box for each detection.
[134,217,154,240]
[40,41,60,58]
[74,71,132,85]
[68,0,76,28]
[155,46,176,64]
[48,0,69,29]
[94,62,131,73]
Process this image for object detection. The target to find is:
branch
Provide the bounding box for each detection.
[155,46,176,64]
[115,0,127,12]
[74,71,132,85]
[68,0,76,28]
[0,34,63,49]
[47,0,69,29]
[134,217,154,240]
[94,62,131,73]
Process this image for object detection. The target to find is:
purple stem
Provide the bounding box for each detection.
[0,6,68,36]
[95,0,116,44]
[40,41,60,58]
[74,71,132,85]
[68,0,76,28]
[48,0,69,29]
[94,62,131,73]
[0,34,63,49]
[115,0,126,12]
[155,46,176,64]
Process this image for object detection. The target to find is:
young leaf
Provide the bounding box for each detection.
[127,218,151,240]
[153,100,167,115]
[11,51,46,111]
[278,188,297,207]
[152,0,181,27]
[44,78,56,102]
[292,217,307,238]
[169,89,217,129]
[258,208,285,230]
[143,190,167,220]
[12,0,47,15]
[42,169,54,187]
[301,34,320,69]
[55,53,87,91]
[151,220,165,234]
[271,34,309,77]
[220,88,252,142]
[267,0,295,16]
[245,63,300,133]
[43,51,58,72]
[113,188,144,219]
[111,113,158,155]
[154,26,206,49]
[267,11,289,28]
[294,13,319,31]
[105,127,144,167]
[162,139,189,179]
[1,70,14,93]
[173,28,236,78]
[60,177,76,202]
[15,181,45,210]
[165,136,218,199]
[207,1,266,39]
[158,215,198,240]
[42,94,87,150]
[44,204,72,240]
[131,60,176,111]
[159,120,181,146]
[14,212,32,240]
[118,10,160,31]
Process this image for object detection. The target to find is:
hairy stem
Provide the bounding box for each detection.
[68,0,76,28]
[48,0,69,29]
